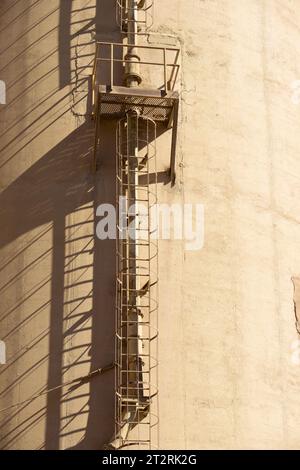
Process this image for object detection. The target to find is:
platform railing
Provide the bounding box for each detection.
[114,115,159,449]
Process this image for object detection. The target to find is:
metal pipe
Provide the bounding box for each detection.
[116,0,143,446]
[95,40,179,52]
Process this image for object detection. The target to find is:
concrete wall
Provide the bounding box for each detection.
[1,0,300,450]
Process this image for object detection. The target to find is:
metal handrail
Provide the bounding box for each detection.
[116,0,154,32]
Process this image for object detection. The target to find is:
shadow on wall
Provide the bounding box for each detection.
[59,0,120,89]
[0,0,121,449]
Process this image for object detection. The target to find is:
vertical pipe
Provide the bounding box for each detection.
[125,0,141,87]
[127,110,139,402]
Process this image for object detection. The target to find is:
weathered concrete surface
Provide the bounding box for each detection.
[1,0,300,450]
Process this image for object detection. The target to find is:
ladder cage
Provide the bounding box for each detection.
[115,114,159,450]
[116,0,154,33]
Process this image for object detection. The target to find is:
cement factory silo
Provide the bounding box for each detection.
[1,0,300,450]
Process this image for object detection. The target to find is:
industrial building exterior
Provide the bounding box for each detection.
[1,0,300,450]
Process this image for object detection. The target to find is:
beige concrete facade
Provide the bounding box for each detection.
[1,0,300,450]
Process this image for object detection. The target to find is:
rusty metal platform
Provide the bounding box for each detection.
[97,85,179,124]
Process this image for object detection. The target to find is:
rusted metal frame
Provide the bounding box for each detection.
[94,42,180,96]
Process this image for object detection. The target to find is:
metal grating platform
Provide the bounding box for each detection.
[98,85,178,122]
